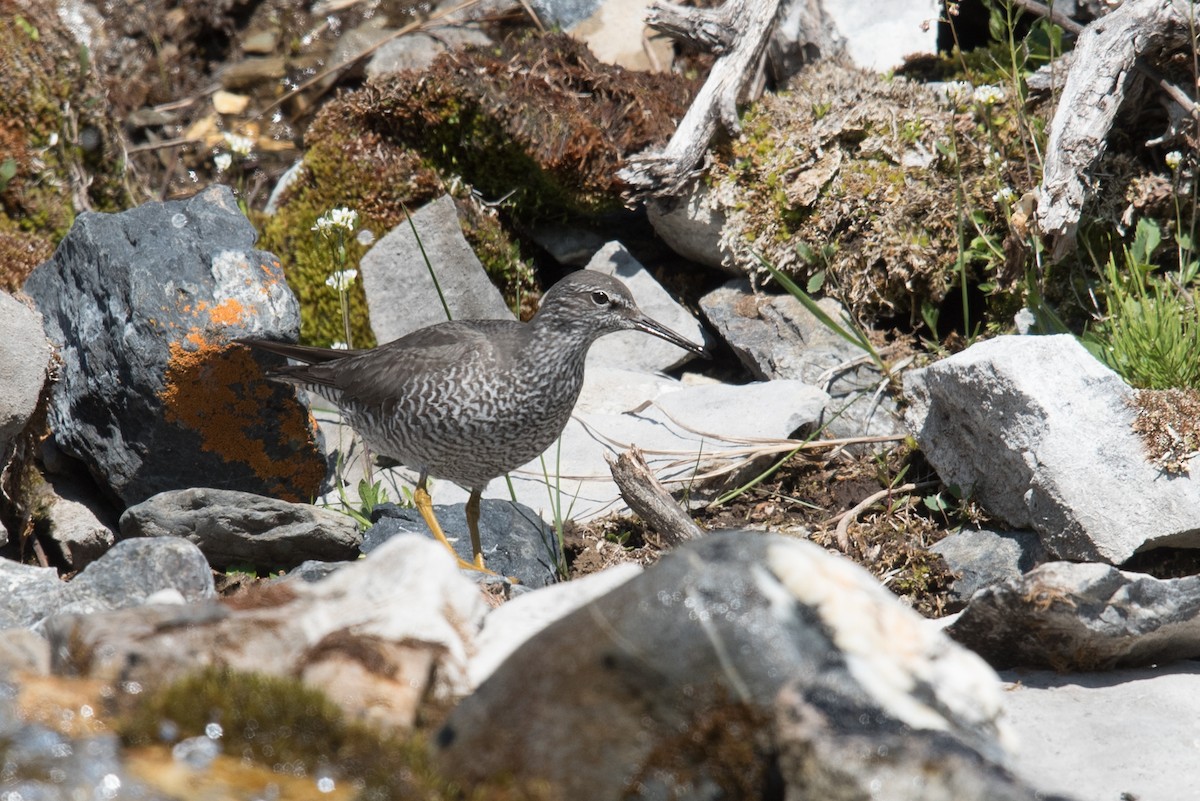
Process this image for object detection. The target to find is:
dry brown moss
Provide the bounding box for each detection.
[1130,387,1200,474]
[708,61,1014,321]
[346,32,697,220]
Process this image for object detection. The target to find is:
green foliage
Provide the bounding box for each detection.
[1084,219,1200,389]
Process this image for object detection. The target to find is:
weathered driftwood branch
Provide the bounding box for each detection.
[619,0,783,197]
[607,446,704,546]
[1036,0,1199,259]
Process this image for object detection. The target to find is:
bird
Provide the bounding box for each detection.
[239,269,706,575]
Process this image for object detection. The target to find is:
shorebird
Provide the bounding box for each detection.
[241,270,705,574]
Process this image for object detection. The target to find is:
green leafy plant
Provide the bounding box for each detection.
[1084,219,1200,389]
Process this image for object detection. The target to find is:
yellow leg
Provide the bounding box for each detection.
[414,484,496,576]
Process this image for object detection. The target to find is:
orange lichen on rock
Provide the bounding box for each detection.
[159,337,324,502]
[208,298,250,327]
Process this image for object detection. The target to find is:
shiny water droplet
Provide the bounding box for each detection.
[171,213,188,228]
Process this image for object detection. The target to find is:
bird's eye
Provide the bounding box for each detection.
[590,290,610,306]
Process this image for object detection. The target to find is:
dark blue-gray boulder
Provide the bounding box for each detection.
[23,185,325,506]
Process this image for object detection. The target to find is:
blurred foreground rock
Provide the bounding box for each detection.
[438,530,1057,800]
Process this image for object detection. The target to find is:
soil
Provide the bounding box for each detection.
[565,443,963,618]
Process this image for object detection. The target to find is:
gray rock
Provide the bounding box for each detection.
[0,291,53,549]
[33,470,119,569]
[526,225,607,267]
[365,24,491,77]
[469,563,642,686]
[823,0,938,72]
[0,537,213,632]
[54,537,215,622]
[527,0,603,29]
[22,185,326,507]
[904,334,1200,563]
[646,184,732,272]
[284,560,344,583]
[120,487,362,570]
[1002,663,1200,801]
[931,527,1046,603]
[0,628,50,674]
[700,278,904,442]
[0,291,52,453]
[360,194,513,345]
[438,531,1033,799]
[584,242,707,373]
[947,561,1200,670]
[0,560,63,629]
[364,500,560,588]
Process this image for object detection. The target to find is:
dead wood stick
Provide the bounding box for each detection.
[832,481,937,555]
[608,447,704,546]
[1036,0,1199,258]
[619,0,782,196]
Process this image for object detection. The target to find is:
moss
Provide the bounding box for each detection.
[708,61,1022,322]
[119,667,463,800]
[0,2,131,244]
[345,33,696,223]
[0,228,54,292]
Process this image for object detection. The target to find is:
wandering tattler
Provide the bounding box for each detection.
[240,270,705,574]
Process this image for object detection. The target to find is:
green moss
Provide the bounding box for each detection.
[119,667,461,800]
[0,4,131,244]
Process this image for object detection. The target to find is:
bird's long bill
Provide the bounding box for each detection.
[632,314,708,357]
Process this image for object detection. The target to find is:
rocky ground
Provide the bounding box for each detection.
[3,0,1200,799]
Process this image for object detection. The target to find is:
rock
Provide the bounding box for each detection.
[22,185,326,507]
[569,0,674,72]
[700,279,905,443]
[584,242,707,372]
[526,225,606,267]
[120,487,362,570]
[527,0,603,29]
[0,537,213,632]
[646,184,731,272]
[0,291,51,454]
[31,471,119,569]
[947,561,1200,670]
[364,499,559,587]
[931,527,1046,604]
[823,0,939,72]
[359,194,513,345]
[905,334,1200,563]
[469,562,642,686]
[53,538,215,624]
[437,531,1037,799]
[0,290,53,548]
[0,559,62,630]
[1002,663,1200,801]
[0,627,50,674]
[45,535,485,728]
[365,24,492,77]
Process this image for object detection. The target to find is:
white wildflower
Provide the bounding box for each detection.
[330,341,350,350]
[312,206,359,234]
[325,269,358,292]
[1166,150,1183,171]
[222,132,254,157]
[972,84,1006,107]
[993,187,1016,204]
[983,150,1004,169]
[942,81,972,108]
[213,152,232,174]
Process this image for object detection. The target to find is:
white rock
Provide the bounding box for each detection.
[905,334,1200,563]
[1002,664,1200,801]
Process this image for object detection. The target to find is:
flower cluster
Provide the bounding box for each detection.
[324,268,358,292]
[972,84,1007,107]
[312,207,359,235]
[1166,151,1183,171]
[222,132,254,157]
